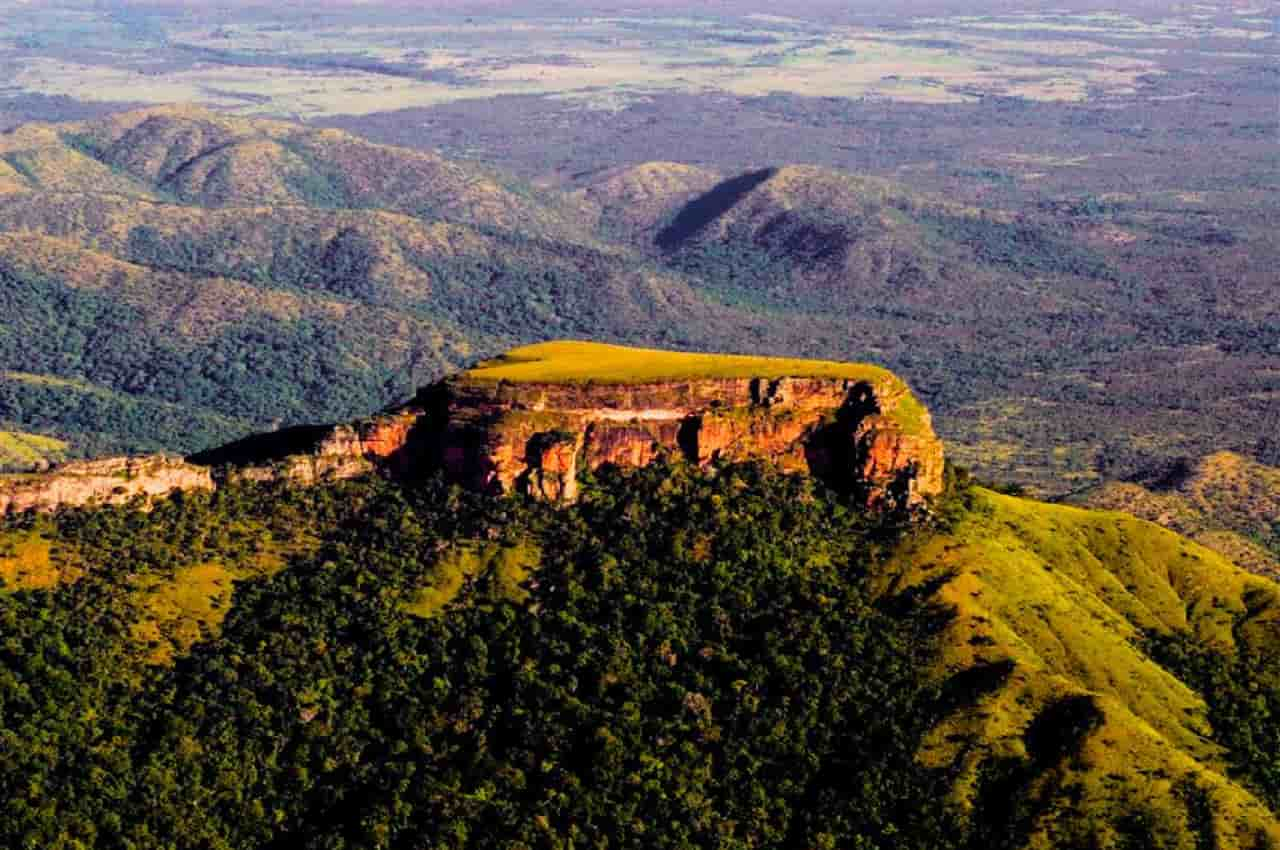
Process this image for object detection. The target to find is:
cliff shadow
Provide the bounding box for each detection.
[676,416,701,463]
[655,167,777,251]
[802,383,879,496]
[188,424,336,468]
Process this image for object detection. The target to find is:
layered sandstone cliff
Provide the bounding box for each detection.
[0,343,945,514]
[421,369,944,509]
[0,455,213,514]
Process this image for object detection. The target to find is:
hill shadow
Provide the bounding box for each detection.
[1129,456,1195,492]
[655,167,776,250]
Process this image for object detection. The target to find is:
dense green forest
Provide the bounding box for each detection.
[0,262,409,455]
[0,466,961,849]
[3,463,1280,848]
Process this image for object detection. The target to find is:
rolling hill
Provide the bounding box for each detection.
[1071,451,1280,580]
[0,107,744,459]
[575,160,1280,492]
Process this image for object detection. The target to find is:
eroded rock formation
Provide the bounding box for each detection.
[0,456,213,514]
[420,373,945,509]
[201,410,427,486]
[0,363,945,514]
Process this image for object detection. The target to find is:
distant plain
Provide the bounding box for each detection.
[0,3,1271,116]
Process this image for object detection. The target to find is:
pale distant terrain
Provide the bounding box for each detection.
[0,1,1272,118]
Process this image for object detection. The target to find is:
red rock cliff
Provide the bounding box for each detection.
[418,372,944,510]
[0,350,945,514]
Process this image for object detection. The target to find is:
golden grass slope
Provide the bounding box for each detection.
[73,104,296,184]
[129,537,309,666]
[403,540,540,619]
[0,529,73,590]
[0,124,161,199]
[1072,451,1280,579]
[882,489,1280,847]
[0,504,316,665]
[0,430,68,470]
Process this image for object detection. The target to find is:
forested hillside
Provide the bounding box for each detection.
[3,462,1280,848]
[0,107,724,460]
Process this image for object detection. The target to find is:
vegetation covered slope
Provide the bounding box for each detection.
[1070,451,1280,580]
[602,163,1119,311]
[3,462,1280,848]
[891,486,1280,847]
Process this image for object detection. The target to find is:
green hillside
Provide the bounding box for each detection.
[0,108,737,463]
[3,461,1280,848]
[1071,452,1280,580]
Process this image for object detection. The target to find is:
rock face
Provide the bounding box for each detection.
[0,456,214,514]
[0,346,945,514]
[418,373,945,510]
[207,410,426,486]
[0,412,427,515]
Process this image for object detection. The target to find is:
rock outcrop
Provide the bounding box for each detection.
[419,370,945,510]
[0,456,213,514]
[197,410,426,486]
[0,343,946,514]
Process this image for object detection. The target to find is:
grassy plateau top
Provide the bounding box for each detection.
[462,341,930,434]
[463,341,903,387]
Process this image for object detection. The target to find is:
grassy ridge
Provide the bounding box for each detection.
[884,487,1280,846]
[1072,451,1280,579]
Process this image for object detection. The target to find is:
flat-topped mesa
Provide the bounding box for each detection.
[417,341,945,509]
[0,342,944,514]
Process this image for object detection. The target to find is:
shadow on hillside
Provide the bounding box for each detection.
[1130,456,1195,492]
[654,167,776,250]
[188,424,334,468]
